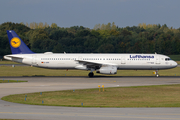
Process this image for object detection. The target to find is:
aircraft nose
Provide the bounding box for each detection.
[173,61,178,67]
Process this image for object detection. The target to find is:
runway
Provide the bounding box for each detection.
[0,76,180,120]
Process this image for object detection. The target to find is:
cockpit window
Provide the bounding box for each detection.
[165,58,172,61]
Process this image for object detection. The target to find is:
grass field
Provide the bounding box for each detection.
[0,60,20,64]
[176,61,180,64]
[2,84,180,107]
[0,80,27,83]
[0,66,179,76]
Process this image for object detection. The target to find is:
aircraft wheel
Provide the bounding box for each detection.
[88,72,94,77]
[156,70,159,77]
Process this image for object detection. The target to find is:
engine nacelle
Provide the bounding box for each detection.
[96,66,117,74]
[75,65,88,70]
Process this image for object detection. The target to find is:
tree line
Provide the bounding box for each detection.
[0,22,180,58]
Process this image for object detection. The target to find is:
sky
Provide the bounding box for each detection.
[0,0,180,29]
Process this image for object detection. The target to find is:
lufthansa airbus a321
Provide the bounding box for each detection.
[4,30,178,77]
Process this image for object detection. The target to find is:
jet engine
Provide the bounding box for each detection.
[96,66,117,74]
[75,65,88,70]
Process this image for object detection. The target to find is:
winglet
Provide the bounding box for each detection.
[6,30,34,54]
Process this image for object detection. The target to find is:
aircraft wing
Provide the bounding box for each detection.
[76,60,118,69]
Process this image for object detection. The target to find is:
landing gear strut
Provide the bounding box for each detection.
[156,70,159,77]
[88,72,94,77]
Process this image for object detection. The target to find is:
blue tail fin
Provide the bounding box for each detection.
[6,30,34,54]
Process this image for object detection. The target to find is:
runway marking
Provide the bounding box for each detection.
[0,112,180,119]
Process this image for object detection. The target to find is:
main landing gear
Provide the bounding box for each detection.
[88,72,94,77]
[156,70,159,77]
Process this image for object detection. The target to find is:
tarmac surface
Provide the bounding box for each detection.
[0,76,180,120]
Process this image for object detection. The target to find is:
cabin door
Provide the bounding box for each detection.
[78,56,82,60]
[121,57,126,64]
[156,56,160,64]
[32,55,37,65]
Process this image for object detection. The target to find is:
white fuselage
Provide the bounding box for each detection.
[4,53,178,70]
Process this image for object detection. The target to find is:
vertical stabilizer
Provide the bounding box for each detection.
[6,30,34,54]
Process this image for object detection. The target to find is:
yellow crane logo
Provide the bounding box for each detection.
[10,37,21,48]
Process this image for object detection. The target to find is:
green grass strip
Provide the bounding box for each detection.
[176,61,180,64]
[0,61,20,64]
[0,80,27,83]
[2,84,180,107]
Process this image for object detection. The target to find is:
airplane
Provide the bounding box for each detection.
[4,30,178,77]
